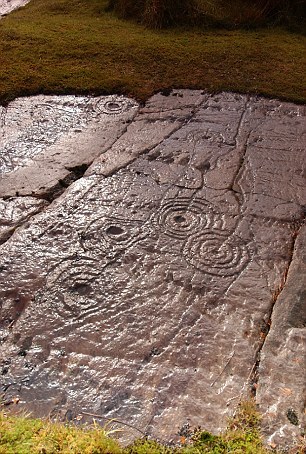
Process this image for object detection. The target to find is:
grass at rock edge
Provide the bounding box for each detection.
[0,0,305,104]
[2,401,304,454]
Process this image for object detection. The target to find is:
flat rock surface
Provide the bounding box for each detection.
[0,95,138,198]
[257,224,306,447]
[0,90,305,447]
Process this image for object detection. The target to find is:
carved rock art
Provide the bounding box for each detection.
[0,95,138,197]
[0,91,305,447]
[183,229,249,276]
[0,196,48,243]
[154,197,250,276]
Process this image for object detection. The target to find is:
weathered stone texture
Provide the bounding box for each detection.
[257,225,306,448]
[0,197,48,243]
[0,95,138,197]
[0,91,305,446]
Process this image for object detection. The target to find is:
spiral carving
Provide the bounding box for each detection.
[43,197,249,322]
[183,230,249,276]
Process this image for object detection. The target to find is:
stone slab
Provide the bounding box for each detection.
[0,95,138,198]
[0,91,305,447]
[256,225,306,449]
[0,196,48,244]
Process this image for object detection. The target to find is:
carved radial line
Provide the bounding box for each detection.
[183,230,249,276]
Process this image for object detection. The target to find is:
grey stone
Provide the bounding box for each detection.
[0,196,48,243]
[0,95,138,198]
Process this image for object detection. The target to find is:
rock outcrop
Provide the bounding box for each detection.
[0,91,305,447]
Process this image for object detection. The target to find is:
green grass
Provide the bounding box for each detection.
[0,0,305,104]
[3,401,303,453]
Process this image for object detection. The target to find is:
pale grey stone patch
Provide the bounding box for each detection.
[0,0,30,17]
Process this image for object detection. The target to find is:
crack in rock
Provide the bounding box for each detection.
[256,222,306,448]
[0,94,139,198]
[0,196,49,245]
[249,222,301,396]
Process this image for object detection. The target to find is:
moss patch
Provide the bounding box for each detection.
[0,402,266,453]
[1,402,305,453]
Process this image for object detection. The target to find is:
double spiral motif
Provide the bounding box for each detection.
[45,197,249,322]
[157,197,249,277]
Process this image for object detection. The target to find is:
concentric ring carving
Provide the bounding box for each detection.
[97,99,129,115]
[82,216,148,255]
[156,197,218,239]
[183,230,249,276]
[44,196,249,320]
[155,196,250,276]
[45,258,100,317]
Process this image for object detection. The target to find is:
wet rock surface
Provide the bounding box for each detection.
[0,90,305,447]
[0,0,30,17]
[0,95,138,199]
[257,225,306,447]
[0,196,48,244]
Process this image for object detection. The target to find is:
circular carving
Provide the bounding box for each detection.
[82,216,147,255]
[97,99,128,115]
[157,198,215,239]
[45,259,100,317]
[183,230,249,276]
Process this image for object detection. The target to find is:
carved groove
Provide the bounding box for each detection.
[156,197,221,239]
[183,230,249,276]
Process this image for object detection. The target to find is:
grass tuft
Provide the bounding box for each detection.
[107,0,198,28]
[108,0,306,30]
[0,411,122,454]
[1,401,305,453]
